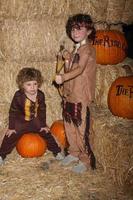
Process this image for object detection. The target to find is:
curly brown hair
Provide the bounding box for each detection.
[66,13,96,41]
[16,67,44,89]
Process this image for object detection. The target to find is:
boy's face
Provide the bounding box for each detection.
[71,23,91,43]
[23,80,38,96]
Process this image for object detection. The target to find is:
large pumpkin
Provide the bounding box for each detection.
[108,76,133,119]
[16,133,47,158]
[92,30,128,65]
[50,120,68,148]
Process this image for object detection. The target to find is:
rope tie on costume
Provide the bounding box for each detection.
[69,46,80,70]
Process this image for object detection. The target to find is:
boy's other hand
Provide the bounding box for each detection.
[62,50,71,60]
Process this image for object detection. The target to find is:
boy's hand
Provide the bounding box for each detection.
[55,74,63,84]
[62,50,71,60]
[6,129,16,137]
[40,127,50,133]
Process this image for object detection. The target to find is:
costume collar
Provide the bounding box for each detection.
[74,39,87,53]
[80,39,87,46]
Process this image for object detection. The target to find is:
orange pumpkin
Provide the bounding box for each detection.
[108,76,133,119]
[16,133,47,158]
[92,30,128,65]
[50,120,68,148]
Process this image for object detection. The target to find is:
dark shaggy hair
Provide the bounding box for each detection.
[16,67,44,89]
[66,13,96,41]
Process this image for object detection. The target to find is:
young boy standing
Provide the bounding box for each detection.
[55,13,96,173]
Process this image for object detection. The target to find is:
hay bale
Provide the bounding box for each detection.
[0,0,133,26]
[0,0,133,24]
[95,57,133,108]
[122,0,133,23]
[106,0,126,23]
[0,0,107,21]
[0,0,70,19]
[1,18,72,62]
[90,105,133,186]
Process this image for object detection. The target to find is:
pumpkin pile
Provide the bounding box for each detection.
[93,28,133,120]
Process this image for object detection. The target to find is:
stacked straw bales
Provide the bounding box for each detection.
[1,18,70,62]
[0,0,133,23]
[0,0,133,188]
[90,105,133,186]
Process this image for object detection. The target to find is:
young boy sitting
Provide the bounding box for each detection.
[0,67,64,164]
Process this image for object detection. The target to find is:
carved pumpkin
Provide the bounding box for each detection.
[108,76,133,119]
[50,120,68,148]
[16,133,47,158]
[92,30,128,65]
